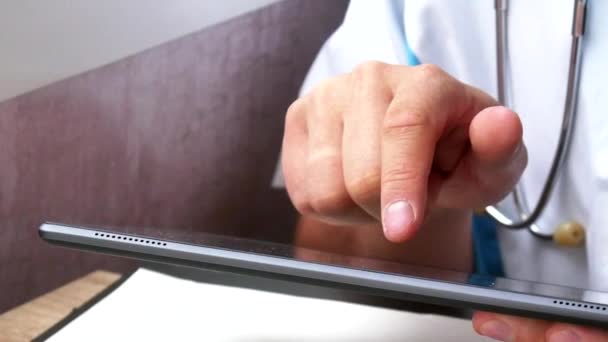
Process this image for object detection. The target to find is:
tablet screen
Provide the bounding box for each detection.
[88,223,608,308]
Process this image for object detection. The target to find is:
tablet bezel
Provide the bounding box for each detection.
[38,222,608,328]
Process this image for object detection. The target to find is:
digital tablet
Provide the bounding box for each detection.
[39,222,608,328]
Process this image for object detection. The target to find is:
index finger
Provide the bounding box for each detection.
[380,65,497,242]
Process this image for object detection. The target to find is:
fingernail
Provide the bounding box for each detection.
[383,200,414,239]
[549,330,581,342]
[479,320,513,341]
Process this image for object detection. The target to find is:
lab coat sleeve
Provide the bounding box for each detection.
[272,0,408,188]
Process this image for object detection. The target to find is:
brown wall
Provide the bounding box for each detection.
[0,0,348,313]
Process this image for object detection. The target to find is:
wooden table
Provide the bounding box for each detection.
[0,271,121,342]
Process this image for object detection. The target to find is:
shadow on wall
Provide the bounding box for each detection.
[0,0,349,313]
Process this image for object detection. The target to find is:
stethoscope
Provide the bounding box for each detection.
[484,0,588,246]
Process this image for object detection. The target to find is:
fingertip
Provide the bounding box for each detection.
[382,200,419,242]
[472,311,498,332]
[469,106,523,165]
[472,312,515,342]
[546,329,582,342]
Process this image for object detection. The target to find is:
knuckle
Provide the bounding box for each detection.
[412,64,462,105]
[287,97,305,115]
[309,189,354,217]
[285,97,307,129]
[291,195,314,216]
[382,167,424,190]
[309,77,346,115]
[353,60,388,79]
[346,172,381,205]
[383,108,430,134]
[414,63,445,82]
[351,61,388,92]
[314,77,336,96]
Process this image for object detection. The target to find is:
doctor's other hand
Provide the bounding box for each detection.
[281,61,527,242]
[473,311,608,341]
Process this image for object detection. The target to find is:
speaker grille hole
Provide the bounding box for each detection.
[554,299,608,311]
[95,232,167,247]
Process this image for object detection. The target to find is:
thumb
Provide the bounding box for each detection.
[468,106,527,206]
[435,106,527,209]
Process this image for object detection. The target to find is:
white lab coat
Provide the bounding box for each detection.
[277,0,608,291]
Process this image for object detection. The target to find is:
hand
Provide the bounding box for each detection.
[282,61,527,242]
[473,311,608,341]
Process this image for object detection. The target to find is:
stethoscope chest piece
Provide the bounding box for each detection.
[553,220,586,247]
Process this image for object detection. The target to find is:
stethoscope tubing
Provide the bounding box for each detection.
[484,0,587,239]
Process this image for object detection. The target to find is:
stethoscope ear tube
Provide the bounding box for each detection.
[485,0,587,244]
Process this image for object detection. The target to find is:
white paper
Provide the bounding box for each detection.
[49,268,490,341]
